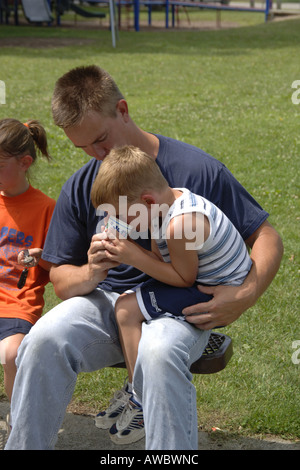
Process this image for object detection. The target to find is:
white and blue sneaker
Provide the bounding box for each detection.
[109,396,145,445]
[94,381,131,430]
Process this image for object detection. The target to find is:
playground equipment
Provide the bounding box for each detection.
[71,0,274,32]
[56,0,117,47]
[57,0,106,19]
[0,0,10,23]
[56,1,118,47]
[128,0,272,31]
[0,1,118,47]
[21,0,53,23]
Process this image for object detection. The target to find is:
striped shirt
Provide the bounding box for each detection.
[152,188,252,286]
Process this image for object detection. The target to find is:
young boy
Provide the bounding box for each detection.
[91,145,252,441]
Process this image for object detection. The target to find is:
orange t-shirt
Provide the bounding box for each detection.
[0,186,56,325]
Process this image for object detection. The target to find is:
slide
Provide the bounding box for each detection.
[21,0,53,23]
[58,0,106,19]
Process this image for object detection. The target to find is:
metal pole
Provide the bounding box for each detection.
[166,0,169,28]
[134,0,140,31]
[109,0,116,47]
[265,0,270,21]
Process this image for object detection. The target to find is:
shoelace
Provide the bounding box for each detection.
[117,400,142,430]
[106,388,130,412]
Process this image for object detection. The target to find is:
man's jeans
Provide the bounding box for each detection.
[5,288,210,450]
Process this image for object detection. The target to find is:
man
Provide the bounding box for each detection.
[5,66,283,450]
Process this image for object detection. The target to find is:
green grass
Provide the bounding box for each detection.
[0,12,299,440]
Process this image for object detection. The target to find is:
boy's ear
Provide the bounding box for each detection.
[20,155,33,171]
[141,193,156,206]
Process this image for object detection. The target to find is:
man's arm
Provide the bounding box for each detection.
[49,233,120,300]
[183,221,283,329]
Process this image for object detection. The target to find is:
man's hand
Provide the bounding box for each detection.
[50,231,120,300]
[182,283,255,330]
[86,231,121,284]
[183,221,283,330]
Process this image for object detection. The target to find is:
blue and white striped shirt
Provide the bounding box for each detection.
[153,188,252,286]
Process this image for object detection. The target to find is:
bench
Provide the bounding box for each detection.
[112,331,233,374]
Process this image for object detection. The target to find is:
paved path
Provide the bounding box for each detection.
[0,401,299,451]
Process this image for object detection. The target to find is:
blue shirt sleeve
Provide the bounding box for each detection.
[209,164,269,241]
[42,187,91,266]
[155,135,269,241]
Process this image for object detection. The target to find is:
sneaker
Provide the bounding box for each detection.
[109,396,145,445]
[94,382,131,430]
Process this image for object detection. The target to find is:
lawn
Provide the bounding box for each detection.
[0,7,299,441]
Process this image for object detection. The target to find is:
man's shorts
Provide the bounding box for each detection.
[0,318,33,341]
[136,278,212,321]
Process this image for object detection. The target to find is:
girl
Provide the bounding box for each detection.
[0,118,55,401]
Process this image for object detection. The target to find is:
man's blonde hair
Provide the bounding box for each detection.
[91,146,169,208]
[52,65,124,128]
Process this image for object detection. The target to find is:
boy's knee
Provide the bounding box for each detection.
[1,346,17,369]
[115,294,139,327]
[0,335,24,368]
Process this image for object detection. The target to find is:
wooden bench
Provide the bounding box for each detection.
[112,331,233,374]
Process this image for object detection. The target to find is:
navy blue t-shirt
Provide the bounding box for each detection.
[42,135,269,294]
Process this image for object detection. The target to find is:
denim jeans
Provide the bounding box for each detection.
[5,288,211,450]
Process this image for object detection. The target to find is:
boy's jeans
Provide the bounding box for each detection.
[5,288,210,450]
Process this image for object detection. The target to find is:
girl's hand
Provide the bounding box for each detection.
[18,248,43,267]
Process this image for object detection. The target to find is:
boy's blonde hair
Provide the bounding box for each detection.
[52,65,124,128]
[91,146,169,208]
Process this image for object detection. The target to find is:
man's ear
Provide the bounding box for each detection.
[116,99,129,121]
[19,155,33,171]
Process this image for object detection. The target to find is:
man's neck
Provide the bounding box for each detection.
[133,128,160,159]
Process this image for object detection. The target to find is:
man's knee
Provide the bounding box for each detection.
[138,320,180,369]
[15,300,78,366]
[137,318,199,374]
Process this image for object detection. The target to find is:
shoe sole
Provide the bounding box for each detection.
[110,427,145,445]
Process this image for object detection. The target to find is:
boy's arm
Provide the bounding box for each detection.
[103,237,197,287]
[102,213,206,287]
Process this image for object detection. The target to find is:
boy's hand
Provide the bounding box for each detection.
[102,237,139,266]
